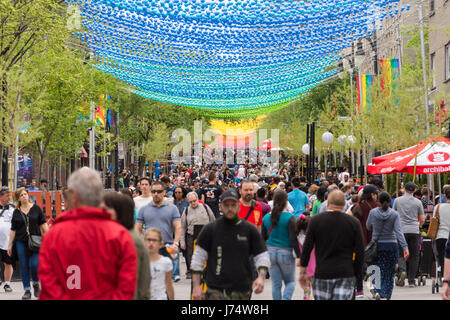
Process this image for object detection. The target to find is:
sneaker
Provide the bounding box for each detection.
[375,293,381,300]
[4,284,12,293]
[32,283,40,298]
[408,281,416,288]
[22,290,32,300]
[355,291,364,299]
[397,272,406,287]
[174,276,181,283]
[185,273,192,280]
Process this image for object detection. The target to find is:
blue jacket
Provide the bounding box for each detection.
[366,207,408,251]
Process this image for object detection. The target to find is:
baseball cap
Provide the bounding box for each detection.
[404,182,418,192]
[220,189,239,203]
[201,178,209,184]
[363,184,379,195]
[249,174,259,182]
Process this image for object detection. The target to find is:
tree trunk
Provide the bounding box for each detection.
[38,152,44,188]
[138,156,145,178]
[0,145,3,184]
[65,158,70,188]
[0,75,8,186]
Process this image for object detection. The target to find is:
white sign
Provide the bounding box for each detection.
[118,143,125,160]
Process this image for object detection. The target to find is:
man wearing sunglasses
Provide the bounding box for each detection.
[135,181,182,281]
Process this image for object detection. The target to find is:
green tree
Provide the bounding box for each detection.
[0,0,67,182]
[118,92,210,175]
[25,47,121,183]
[140,123,170,178]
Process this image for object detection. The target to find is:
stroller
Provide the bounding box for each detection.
[431,240,442,294]
[416,235,433,287]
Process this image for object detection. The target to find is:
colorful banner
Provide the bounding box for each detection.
[107,109,115,127]
[380,58,399,102]
[18,153,33,185]
[95,105,106,128]
[357,74,374,114]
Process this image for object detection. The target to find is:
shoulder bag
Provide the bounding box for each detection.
[21,209,42,253]
[364,208,387,265]
[427,204,440,239]
[244,200,256,221]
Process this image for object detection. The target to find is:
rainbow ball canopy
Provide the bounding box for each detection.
[69,0,406,118]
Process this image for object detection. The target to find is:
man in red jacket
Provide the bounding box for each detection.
[38,167,137,300]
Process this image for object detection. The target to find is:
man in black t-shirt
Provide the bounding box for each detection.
[200,172,223,218]
[191,189,270,300]
[299,190,364,300]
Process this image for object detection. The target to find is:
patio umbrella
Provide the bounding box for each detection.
[367,137,450,175]
[258,139,272,150]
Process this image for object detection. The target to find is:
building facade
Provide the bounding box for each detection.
[429,0,450,98]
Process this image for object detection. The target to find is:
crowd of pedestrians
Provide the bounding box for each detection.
[0,161,449,300]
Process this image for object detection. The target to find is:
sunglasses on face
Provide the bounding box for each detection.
[151,190,164,194]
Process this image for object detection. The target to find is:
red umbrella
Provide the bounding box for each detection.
[258,139,272,150]
[368,136,450,174]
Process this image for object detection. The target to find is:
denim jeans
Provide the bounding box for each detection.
[268,247,296,300]
[172,251,180,279]
[15,241,39,291]
[159,245,180,279]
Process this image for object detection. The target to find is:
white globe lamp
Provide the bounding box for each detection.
[302,144,310,155]
[322,132,334,144]
[338,135,347,145]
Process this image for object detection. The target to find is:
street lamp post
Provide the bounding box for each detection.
[306,123,310,183]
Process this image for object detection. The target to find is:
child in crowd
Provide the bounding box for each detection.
[145,228,174,300]
[295,214,315,300]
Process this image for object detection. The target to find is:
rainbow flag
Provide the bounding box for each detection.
[357,74,374,114]
[95,105,106,127]
[380,58,399,103]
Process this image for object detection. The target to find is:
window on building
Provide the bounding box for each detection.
[447,43,450,80]
[431,52,436,88]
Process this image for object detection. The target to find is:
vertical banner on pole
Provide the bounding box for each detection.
[306,124,310,184]
[357,74,374,114]
[89,101,96,169]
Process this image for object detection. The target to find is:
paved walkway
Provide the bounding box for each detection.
[0,258,442,300]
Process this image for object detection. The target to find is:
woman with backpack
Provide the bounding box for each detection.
[180,192,215,279]
[366,192,409,300]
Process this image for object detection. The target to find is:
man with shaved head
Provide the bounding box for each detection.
[299,190,364,300]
